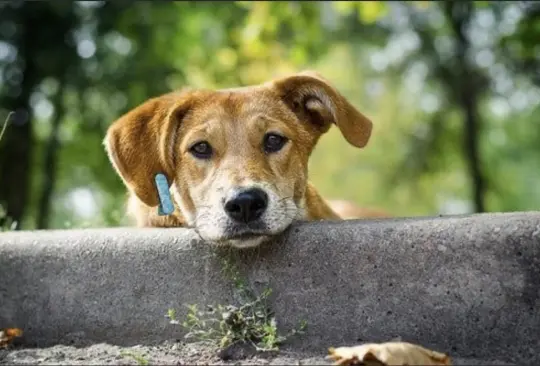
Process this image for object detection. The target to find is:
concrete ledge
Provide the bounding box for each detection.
[1,212,539,364]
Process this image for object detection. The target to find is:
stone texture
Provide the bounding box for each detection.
[1,212,539,364]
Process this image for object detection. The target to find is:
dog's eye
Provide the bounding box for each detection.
[263,133,288,154]
[189,141,213,159]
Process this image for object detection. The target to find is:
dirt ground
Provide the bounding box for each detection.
[0,340,515,366]
[0,340,332,365]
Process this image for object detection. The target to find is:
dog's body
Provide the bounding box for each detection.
[105,71,388,248]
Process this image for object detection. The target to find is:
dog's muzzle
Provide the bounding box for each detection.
[220,187,271,240]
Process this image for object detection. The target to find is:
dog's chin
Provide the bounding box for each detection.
[226,234,269,249]
[195,212,296,248]
[197,230,273,249]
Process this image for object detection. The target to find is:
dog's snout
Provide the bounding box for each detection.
[224,188,268,223]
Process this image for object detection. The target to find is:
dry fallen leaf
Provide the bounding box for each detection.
[328,341,451,366]
[0,328,23,348]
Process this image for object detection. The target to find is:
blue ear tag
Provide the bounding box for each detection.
[154,173,174,216]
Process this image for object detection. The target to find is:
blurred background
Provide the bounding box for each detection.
[0,1,538,231]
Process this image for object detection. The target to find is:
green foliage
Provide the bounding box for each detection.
[167,258,306,352]
[119,350,149,366]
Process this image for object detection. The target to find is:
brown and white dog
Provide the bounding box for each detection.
[104,71,388,248]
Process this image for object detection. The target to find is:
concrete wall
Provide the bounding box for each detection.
[1,212,539,364]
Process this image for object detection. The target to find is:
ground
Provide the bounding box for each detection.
[0,341,513,365]
[0,341,331,365]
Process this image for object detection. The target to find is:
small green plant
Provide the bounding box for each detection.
[119,350,149,365]
[167,257,307,352]
[0,204,17,232]
[0,111,12,142]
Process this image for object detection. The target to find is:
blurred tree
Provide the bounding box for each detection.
[500,2,540,87]
[442,1,490,212]
[36,75,67,229]
[0,1,79,228]
[389,1,495,212]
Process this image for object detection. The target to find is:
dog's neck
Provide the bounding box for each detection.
[126,181,340,228]
[303,182,341,221]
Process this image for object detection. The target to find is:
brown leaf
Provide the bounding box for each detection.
[0,328,23,348]
[327,341,451,366]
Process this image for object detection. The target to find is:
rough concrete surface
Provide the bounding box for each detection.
[1,212,539,365]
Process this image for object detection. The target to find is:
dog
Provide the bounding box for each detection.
[104,71,388,248]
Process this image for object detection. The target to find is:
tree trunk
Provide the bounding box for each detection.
[444,1,487,213]
[36,83,66,229]
[460,84,486,213]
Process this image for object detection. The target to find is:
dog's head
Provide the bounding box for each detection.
[104,71,372,248]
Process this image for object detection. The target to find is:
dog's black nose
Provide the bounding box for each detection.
[224,188,268,223]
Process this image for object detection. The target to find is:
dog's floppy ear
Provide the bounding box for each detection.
[104,92,190,207]
[271,70,373,148]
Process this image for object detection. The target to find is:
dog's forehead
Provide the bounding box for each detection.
[217,86,276,110]
[190,86,290,122]
[218,85,264,94]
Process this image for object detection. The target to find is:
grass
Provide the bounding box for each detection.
[0,204,17,232]
[0,112,17,232]
[0,111,11,142]
[119,350,149,366]
[167,256,307,352]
